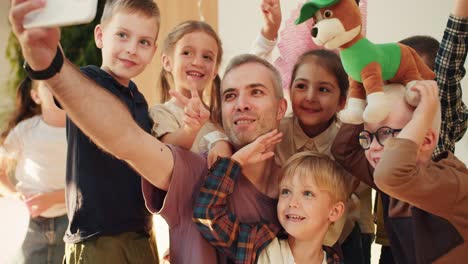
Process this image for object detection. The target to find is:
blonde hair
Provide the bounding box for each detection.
[383,83,441,135]
[279,152,353,203]
[159,20,223,103]
[100,0,161,29]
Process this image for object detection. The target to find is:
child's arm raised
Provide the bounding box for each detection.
[434,0,468,156]
[9,1,174,191]
[396,81,440,145]
[373,81,468,218]
[158,87,210,150]
[193,130,282,263]
[261,0,281,41]
[250,0,282,61]
[453,0,468,17]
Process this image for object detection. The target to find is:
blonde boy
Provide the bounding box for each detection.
[193,131,353,263]
[334,81,468,263]
[58,0,160,263]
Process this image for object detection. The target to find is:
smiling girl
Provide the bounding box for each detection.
[150,21,223,152]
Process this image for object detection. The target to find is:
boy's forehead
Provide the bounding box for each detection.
[364,106,412,131]
[281,171,317,187]
[364,86,414,131]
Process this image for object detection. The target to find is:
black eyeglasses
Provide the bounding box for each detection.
[358,126,402,150]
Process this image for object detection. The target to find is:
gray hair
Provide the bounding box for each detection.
[223,54,283,99]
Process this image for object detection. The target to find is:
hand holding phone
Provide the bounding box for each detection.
[23,0,98,29]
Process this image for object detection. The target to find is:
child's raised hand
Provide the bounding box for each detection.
[9,0,61,73]
[232,129,282,166]
[261,0,282,41]
[170,87,210,134]
[398,80,440,145]
[411,80,439,128]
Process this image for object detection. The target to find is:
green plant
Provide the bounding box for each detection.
[2,1,105,128]
[4,1,105,108]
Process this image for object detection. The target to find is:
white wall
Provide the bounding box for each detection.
[218,0,468,164]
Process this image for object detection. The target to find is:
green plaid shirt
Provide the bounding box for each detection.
[434,14,468,157]
[193,158,342,264]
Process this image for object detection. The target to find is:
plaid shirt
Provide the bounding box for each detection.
[434,14,468,157]
[193,158,342,264]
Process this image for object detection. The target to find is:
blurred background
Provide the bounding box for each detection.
[1,0,466,162]
[1,1,466,263]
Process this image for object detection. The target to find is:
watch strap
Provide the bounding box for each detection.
[23,47,64,80]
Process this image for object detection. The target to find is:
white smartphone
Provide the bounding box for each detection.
[23,0,98,29]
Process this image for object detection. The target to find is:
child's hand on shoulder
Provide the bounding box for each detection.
[170,87,210,134]
[232,129,282,166]
[261,0,282,41]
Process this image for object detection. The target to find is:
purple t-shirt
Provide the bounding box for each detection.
[142,145,279,264]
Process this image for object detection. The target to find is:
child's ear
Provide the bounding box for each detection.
[30,89,41,105]
[94,24,103,49]
[328,201,345,223]
[420,128,437,154]
[276,98,288,121]
[162,54,172,72]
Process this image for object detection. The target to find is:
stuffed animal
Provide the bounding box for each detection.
[295,0,436,124]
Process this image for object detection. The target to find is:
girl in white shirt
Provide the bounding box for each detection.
[0,77,67,264]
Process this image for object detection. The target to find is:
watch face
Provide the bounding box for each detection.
[24,48,64,80]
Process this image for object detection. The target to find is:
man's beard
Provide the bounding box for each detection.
[223,119,274,150]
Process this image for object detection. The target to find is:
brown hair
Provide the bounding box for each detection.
[210,54,283,126]
[290,49,349,100]
[101,0,161,32]
[159,20,223,103]
[0,78,40,145]
[279,152,353,203]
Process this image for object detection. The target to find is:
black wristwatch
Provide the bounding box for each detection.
[23,47,64,80]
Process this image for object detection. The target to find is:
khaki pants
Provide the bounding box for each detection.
[64,231,158,264]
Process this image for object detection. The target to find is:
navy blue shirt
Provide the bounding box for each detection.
[64,65,153,243]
